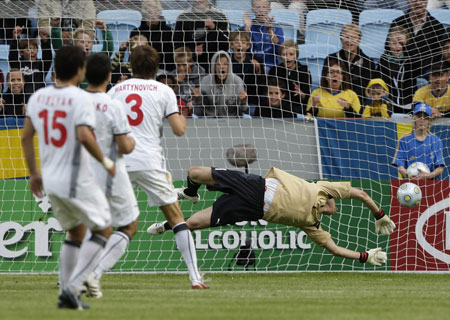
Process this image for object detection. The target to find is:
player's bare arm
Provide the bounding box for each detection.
[167,113,186,136]
[76,125,116,177]
[114,134,135,154]
[21,118,44,198]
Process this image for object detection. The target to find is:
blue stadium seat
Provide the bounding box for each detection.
[359,9,404,61]
[223,9,245,32]
[0,44,9,93]
[97,10,143,57]
[298,43,339,92]
[305,9,352,48]
[161,9,184,29]
[215,0,252,13]
[270,9,299,44]
[428,9,450,28]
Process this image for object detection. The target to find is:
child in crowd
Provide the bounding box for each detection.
[379,25,414,114]
[0,69,30,117]
[255,77,296,119]
[195,51,247,117]
[156,74,192,117]
[169,47,206,109]
[362,79,392,118]
[229,30,266,107]
[9,38,52,93]
[268,40,311,114]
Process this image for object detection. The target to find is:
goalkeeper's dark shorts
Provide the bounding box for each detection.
[208,168,265,227]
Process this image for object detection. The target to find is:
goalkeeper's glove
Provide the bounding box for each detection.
[359,248,387,266]
[374,209,396,235]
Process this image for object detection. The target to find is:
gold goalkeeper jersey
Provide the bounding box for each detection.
[263,168,351,246]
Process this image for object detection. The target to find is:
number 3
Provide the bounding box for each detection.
[126,94,143,126]
[38,109,67,147]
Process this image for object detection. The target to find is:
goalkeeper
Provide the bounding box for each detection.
[147,166,396,266]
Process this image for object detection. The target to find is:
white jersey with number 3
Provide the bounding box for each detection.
[107,78,178,172]
[26,85,97,198]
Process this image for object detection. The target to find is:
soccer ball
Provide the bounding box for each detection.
[397,182,422,208]
[407,162,430,177]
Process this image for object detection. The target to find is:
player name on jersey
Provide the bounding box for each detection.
[113,83,159,93]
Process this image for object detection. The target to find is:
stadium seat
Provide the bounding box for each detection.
[269,9,300,44]
[305,9,352,48]
[161,9,184,29]
[359,9,404,61]
[298,43,339,92]
[223,9,245,32]
[97,10,143,57]
[0,44,9,93]
[215,0,252,13]
[428,9,450,28]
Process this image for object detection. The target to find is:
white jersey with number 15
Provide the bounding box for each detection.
[107,78,179,172]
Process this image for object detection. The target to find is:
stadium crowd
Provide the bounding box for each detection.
[0,0,449,119]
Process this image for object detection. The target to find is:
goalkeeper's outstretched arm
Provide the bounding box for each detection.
[323,238,387,266]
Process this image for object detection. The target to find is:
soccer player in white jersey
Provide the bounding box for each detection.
[108,45,206,289]
[21,46,115,310]
[83,53,138,298]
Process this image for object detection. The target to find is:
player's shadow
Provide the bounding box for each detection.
[227,238,255,271]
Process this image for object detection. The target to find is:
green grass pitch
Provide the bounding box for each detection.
[1,273,449,320]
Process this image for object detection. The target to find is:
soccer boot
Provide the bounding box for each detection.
[84,274,103,299]
[146,221,168,235]
[58,287,89,310]
[191,279,209,289]
[176,188,200,204]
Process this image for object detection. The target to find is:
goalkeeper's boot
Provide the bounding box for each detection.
[58,286,89,310]
[191,279,209,289]
[176,188,200,204]
[84,274,103,299]
[147,221,168,235]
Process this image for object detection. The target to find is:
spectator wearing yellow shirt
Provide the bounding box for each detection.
[307,58,361,118]
[362,78,392,118]
[413,63,450,118]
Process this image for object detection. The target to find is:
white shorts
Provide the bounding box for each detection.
[108,188,140,228]
[48,188,111,231]
[128,170,177,207]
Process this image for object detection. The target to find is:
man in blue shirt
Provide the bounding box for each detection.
[392,103,445,179]
[243,0,284,73]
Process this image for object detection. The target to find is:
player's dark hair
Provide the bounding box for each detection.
[54,45,86,81]
[130,45,159,79]
[86,53,111,86]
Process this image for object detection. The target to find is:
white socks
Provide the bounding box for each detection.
[93,231,130,280]
[173,222,201,282]
[59,239,81,294]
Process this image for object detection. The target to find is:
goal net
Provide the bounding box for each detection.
[1,0,449,274]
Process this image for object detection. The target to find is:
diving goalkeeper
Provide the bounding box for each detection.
[147,166,396,266]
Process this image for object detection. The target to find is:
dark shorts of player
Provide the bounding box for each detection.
[208,168,265,227]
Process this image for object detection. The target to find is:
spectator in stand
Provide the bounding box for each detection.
[413,63,450,117]
[169,47,206,112]
[244,0,284,73]
[174,0,229,72]
[324,24,376,101]
[387,0,447,79]
[379,25,415,114]
[392,102,444,179]
[0,18,35,43]
[9,37,52,94]
[194,51,248,117]
[307,58,361,118]
[268,40,311,115]
[130,0,175,72]
[229,30,266,107]
[362,78,393,118]
[0,69,30,118]
[156,74,192,117]
[255,77,297,118]
[38,0,96,40]
[443,36,450,72]
[111,34,149,85]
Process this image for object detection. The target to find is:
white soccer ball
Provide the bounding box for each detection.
[397,182,422,208]
[407,162,430,177]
